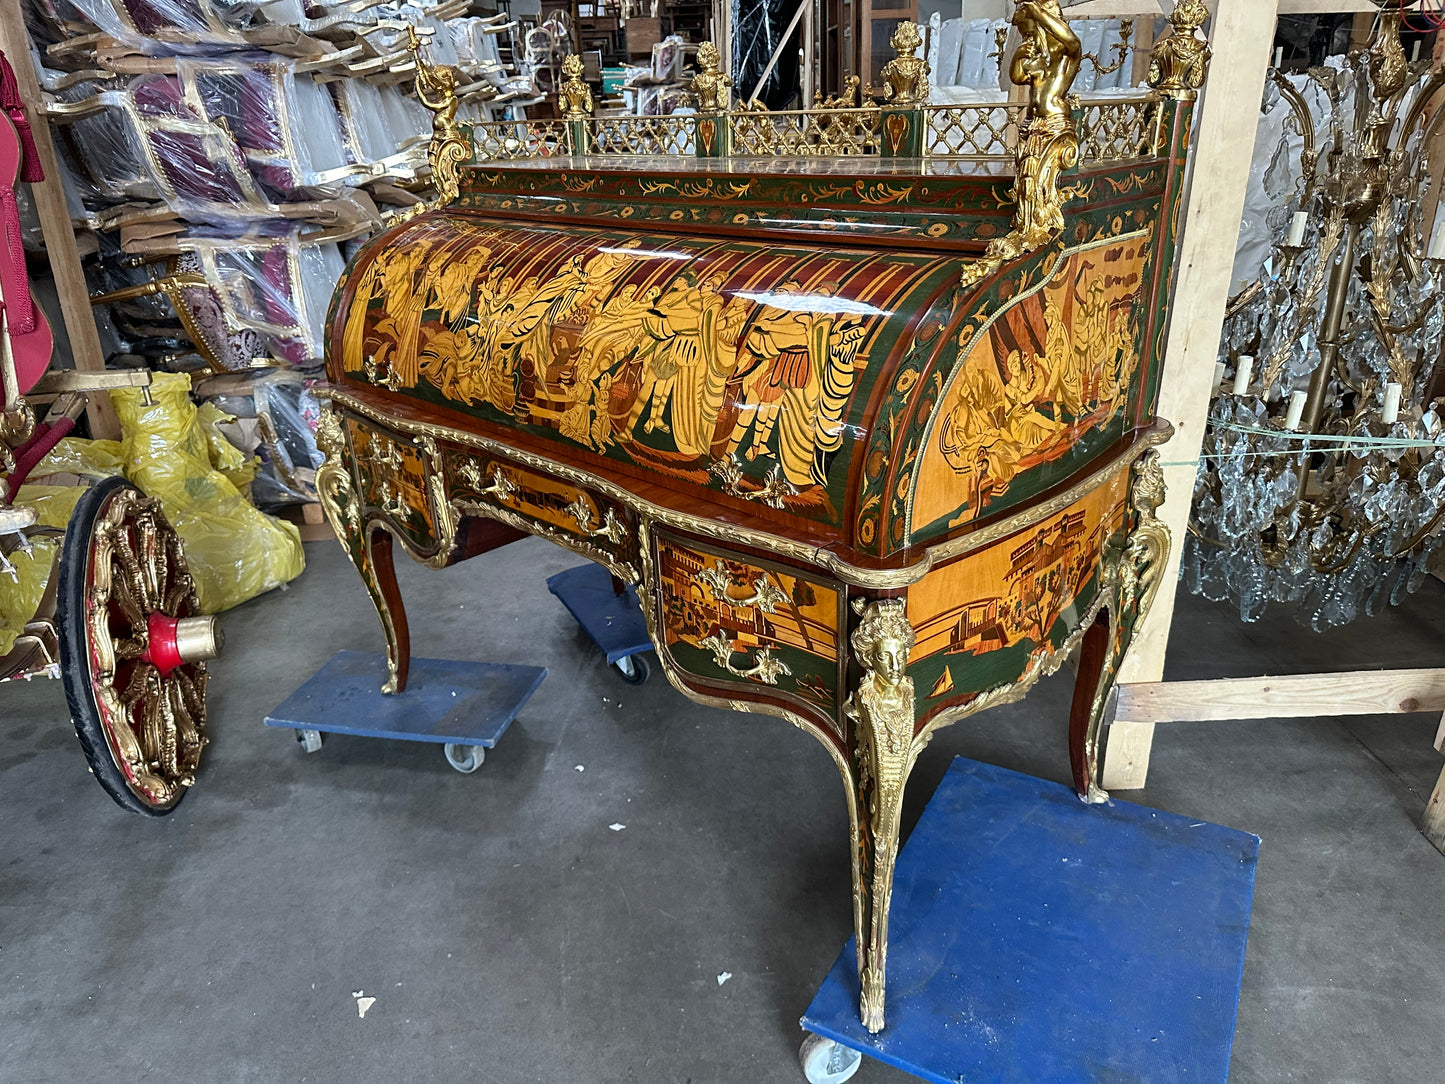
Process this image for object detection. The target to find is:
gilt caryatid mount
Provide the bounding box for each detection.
[320,3,1212,1035]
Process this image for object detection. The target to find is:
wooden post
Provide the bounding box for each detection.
[0,8,118,440]
[1423,764,1445,855]
[1349,10,1375,51]
[1102,0,1282,789]
[1130,16,1156,87]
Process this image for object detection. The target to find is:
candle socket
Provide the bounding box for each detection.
[1286,211,1309,248]
[1284,390,1307,431]
[1232,356,1253,396]
[1382,381,1403,425]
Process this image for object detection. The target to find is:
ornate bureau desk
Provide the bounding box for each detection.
[318,3,1212,1033]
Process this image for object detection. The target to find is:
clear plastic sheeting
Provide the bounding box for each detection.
[175,54,357,198]
[195,400,259,490]
[332,79,430,177]
[179,223,347,364]
[199,368,323,508]
[1233,66,1342,295]
[49,74,268,222]
[61,0,261,52]
[927,16,1137,105]
[111,371,304,612]
[85,224,347,370]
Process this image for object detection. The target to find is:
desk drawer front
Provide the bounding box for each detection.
[651,533,842,718]
[446,448,638,577]
[348,420,440,552]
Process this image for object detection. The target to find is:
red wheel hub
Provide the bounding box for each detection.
[144,613,185,677]
[143,612,222,677]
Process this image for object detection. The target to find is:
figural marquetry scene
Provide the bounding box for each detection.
[319,0,1211,1035]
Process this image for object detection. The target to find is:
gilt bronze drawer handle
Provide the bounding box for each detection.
[707,455,798,511]
[565,496,627,545]
[458,460,517,503]
[696,560,788,614]
[696,633,792,685]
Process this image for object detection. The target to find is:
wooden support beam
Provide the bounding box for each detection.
[1349,10,1375,51]
[1114,669,1445,724]
[1130,16,1156,87]
[0,6,118,440]
[1103,0,1281,790]
[1424,764,1445,855]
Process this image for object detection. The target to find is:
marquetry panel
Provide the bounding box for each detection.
[348,420,438,552]
[650,532,843,726]
[905,471,1130,722]
[445,447,638,578]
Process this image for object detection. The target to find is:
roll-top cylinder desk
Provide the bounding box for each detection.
[319,4,1213,1033]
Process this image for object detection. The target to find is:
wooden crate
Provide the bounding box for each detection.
[625,17,661,56]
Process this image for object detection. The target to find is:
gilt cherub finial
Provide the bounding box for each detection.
[560,54,594,119]
[1147,0,1212,98]
[689,41,732,113]
[879,22,930,105]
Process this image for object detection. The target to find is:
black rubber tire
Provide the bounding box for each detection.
[56,476,182,817]
[616,654,650,685]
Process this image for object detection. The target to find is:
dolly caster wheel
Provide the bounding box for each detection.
[614,654,649,685]
[444,743,485,773]
[295,729,323,753]
[799,1034,861,1084]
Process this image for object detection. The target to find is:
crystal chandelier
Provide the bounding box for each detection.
[1186,10,1445,628]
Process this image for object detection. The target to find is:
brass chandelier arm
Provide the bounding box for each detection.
[1395,66,1445,152]
[1185,520,1228,549]
[1271,71,1319,204]
[1225,280,1264,321]
[1259,211,1345,394]
[1081,21,1134,76]
[1310,520,1380,575]
[1391,502,1445,558]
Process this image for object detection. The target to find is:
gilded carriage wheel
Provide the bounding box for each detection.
[56,477,221,816]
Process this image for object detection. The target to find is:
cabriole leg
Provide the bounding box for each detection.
[315,409,412,694]
[843,598,921,1034]
[1072,448,1172,801]
[362,527,410,694]
[1068,606,1117,804]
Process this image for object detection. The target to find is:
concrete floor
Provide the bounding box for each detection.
[3,537,1443,1083]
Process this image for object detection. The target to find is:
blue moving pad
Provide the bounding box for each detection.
[802,757,1259,1083]
[264,651,546,747]
[546,562,653,665]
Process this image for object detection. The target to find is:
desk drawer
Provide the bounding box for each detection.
[650,531,843,722]
[445,447,638,580]
[347,419,443,554]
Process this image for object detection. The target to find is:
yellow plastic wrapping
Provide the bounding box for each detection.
[112,371,304,613]
[196,401,260,491]
[15,484,88,531]
[34,437,125,478]
[0,535,57,659]
[0,486,87,658]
